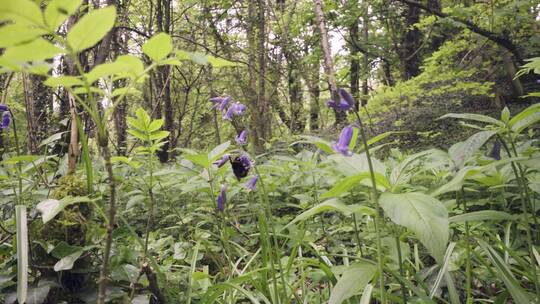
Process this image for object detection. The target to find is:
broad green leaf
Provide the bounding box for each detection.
[143,33,172,62]
[284,199,375,230]
[111,87,140,97]
[67,6,116,52]
[148,130,170,141]
[53,250,83,271]
[148,119,164,132]
[296,135,334,154]
[50,242,83,259]
[439,113,505,128]
[44,76,84,88]
[449,210,513,223]
[45,0,83,30]
[379,192,448,262]
[15,205,28,304]
[321,172,390,199]
[0,0,43,26]
[359,284,373,304]
[1,38,62,62]
[448,130,497,169]
[2,155,41,165]
[86,61,130,83]
[36,196,93,224]
[390,149,442,186]
[177,50,208,65]
[329,263,377,304]
[0,24,46,48]
[116,54,144,76]
[509,103,540,134]
[208,141,231,161]
[207,55,237,67]
[430,166,481,197]
[184,153,210,168]
[479,241,534,304]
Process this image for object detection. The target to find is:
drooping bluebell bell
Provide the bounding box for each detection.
[213,154,230,168]
[223,102,246,121]
[326,88,354,111]
[0,104,8,111]
[210,96,231,112]
[489,140,501,160]
[332,126,354,156]
[244,175,259,191]
[1,111,11,129]
[235,130,248,145]
[217,184,227,211]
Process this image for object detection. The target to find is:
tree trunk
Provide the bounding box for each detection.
[349,12,361,110]
[313,0,346,125]
[400,2,421,80]
[23,74,51,154]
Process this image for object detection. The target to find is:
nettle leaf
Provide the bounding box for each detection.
[67,6,116,53]
[329,263,377,304]
[45,0,83,30]
[448,130,497,169]
[143,33,172,62]
[379,192,449,262]
[0,24,46,48]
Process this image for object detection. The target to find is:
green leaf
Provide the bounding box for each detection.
[44,0,83,30]
[143,33,172,62]
[1,38,62,62]
[44,76,84,88]
[0,0,43,26]
[86,61,130,83]
[0,24,46,48]
[448,130,497,169]
[67,6,116,53]
[36,196,93,224]
[430,166,481,197]
[15,205,28,304]
[208,141,231,161]
[296,135,334,154]
[54,250,83,272]
[478,241,534,304]
[284,199,375,230]
[177,50,209,65]
[379,192,448,262]
[449,210,513,223]
[148,119,164,132]
[148,130,170,141]
[321,172,390,199]
[509,103,540,134]
[184,152,210,169]
[439,113,505,127]
[116,54,144,76]
[329,263,377,304]
[348,127,359,151]
[207,55,237,67]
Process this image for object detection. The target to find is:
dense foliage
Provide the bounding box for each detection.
[0,0,539,304]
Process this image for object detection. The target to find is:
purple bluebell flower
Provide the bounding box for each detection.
[0,104,8,111]
[217,184,227,211]
[489,140,501,160]
[213,154,230,168]
[326,88,354,111]
[235,130,248,145]
[1,111,11,129]
[332,126,354,156]
[223,102,247,120]
[244,175,259,191]
[210,96,231,112]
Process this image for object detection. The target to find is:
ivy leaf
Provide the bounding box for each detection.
[143,33,172,62]
[67,6,116,53]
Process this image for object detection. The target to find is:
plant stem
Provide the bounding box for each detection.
[395,230,408,304]
[459,188,473,304]
[353,111,386,304]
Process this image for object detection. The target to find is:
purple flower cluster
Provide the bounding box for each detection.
[0,104,11,129]
[326,88,354,111]
[210,96,258,211]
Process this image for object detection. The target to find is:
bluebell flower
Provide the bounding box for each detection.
[1,111,11,129]
[326,88,354,111]
[244,175,259,191]
[213,154,230,168]
[0,104,8,111]
[235,130,248,145]
[210,96,231,112]
[332,126,354,156]
[217,184,227,211]
[223,102,246,120]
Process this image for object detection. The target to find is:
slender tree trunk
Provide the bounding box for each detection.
[286,53,305,133]
[361,10,370,106]
[313,0,346,125]
[23,74,51,154]
[349,13,361,110]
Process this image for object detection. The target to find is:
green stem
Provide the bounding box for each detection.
[353,111,386,304]
[395,230,408,304]
[459,188,472,304]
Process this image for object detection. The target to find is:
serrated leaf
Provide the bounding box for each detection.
[143,33,172,62]
[67,6,116,52]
